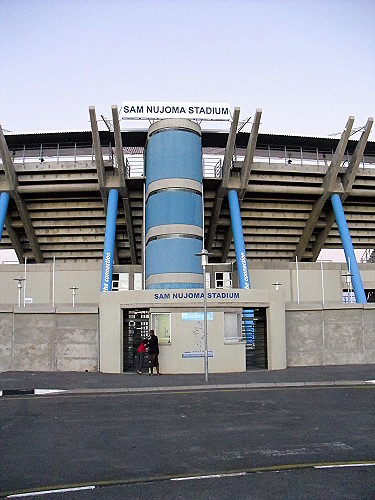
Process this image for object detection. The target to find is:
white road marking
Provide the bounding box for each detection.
[315,463,375,469]
[171,472,247,481]
[34,389,67,395]
[7,486,95,497]
[365,380,375,384]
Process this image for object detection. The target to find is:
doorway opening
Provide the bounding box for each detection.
[123,309,149,372]
[244,308,267,370]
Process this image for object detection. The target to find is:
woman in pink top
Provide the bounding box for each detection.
[136,339,146,374]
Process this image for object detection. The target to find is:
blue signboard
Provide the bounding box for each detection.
[182,312,213,321]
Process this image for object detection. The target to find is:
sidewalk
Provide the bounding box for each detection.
[0,364,374,396]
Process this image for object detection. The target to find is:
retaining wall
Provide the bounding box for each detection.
[1,303,374,372]
[286,303,375,366]
[0,306,99,372]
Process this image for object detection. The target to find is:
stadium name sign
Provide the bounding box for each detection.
[121,101,231,121]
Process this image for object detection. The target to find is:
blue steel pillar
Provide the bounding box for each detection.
[100,189,118,292]
[228,189,254,343]
[0,192,10,240]
[228,190,250,289]
[331,193,367,303]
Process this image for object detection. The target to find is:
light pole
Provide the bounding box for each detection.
[272,281,282,291]
[14,276,26,307]
[195,249,210,382]
[69,286,79,307]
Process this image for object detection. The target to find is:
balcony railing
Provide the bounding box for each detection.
[2,143,375,179]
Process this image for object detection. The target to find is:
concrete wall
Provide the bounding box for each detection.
[286,303,375,366]
[0,262,102,305]
[0,258,374,373]
[1,297,374,373]
[1,261,374,305]
[248,261,375,303]
[0,262,144,305]
[0,306,99,372]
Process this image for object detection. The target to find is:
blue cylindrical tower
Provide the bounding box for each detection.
[145,119,203,289]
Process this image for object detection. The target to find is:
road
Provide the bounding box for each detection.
[1,385,374,498]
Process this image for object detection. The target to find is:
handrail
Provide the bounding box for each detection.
[2,144,375,175]
[360,248,375,263]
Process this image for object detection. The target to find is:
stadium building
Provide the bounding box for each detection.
[0,103,374,374]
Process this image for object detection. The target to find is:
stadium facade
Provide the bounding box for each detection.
[0,104,375,374]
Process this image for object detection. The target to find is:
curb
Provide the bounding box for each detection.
[1,380,373,397]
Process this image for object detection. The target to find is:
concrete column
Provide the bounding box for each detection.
[100,189,118,292]
[331,193,367,303]
[0,192,10,240]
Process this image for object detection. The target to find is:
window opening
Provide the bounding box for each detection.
[224,313,242,343]
[151,313,171,344]
[205,272,211,289]
[112,273,129,291]
[215,271,232,289]
[134,272,143,290]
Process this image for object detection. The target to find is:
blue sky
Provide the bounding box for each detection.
[0,0,374,138]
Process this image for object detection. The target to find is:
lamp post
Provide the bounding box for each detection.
[69,286,79,307]
[272,281,282,291]
[195,249,210,382]
[13,276,26,307]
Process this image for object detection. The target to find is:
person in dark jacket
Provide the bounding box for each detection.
[144,330,160,375]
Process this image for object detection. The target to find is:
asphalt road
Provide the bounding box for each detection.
[1,385,374,499]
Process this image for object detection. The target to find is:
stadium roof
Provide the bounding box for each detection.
[1,109,374,264]
[4,129,375,154]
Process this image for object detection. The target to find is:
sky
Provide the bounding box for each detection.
[0,0,374,264]
[0,0,374,138]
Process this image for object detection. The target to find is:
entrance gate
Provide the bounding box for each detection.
[123,309,149,372]
[244,308,267,369]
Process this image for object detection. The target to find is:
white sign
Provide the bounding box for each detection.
[182,351,214,358]
[121,101,231,121]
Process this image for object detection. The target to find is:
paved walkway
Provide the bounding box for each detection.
[0,364,374,395]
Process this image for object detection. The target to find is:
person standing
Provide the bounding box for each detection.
[136,338,146,374]
[145,330,160,375]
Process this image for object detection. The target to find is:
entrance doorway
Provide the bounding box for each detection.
[123,309,149,372]
[244,308,267,370]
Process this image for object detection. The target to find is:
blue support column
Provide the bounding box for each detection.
[228,189,254,343]
[228,190,250,289]
[331,193,367,303]
[0,192,10,240]
[100,189,118,292]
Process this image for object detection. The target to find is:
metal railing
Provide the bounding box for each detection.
[3,143,114,165]
[125,155,144,177]
[202,156,223,178]
[124,154,224,178]
[360,249,375,263]
[235,147,375,169]
[2,143,375,177]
